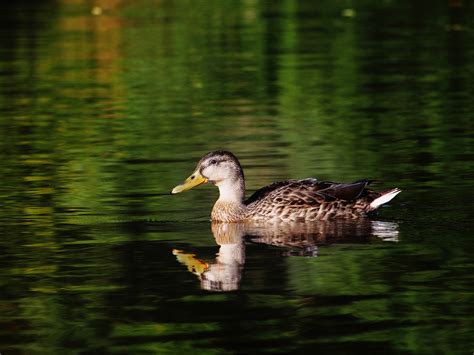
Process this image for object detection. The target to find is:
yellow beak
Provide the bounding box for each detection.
[171,170,208,194]
[172,249,209,275]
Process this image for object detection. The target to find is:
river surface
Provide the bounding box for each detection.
[0,1,473,354]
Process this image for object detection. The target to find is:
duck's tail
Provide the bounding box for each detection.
[368,188,402,211]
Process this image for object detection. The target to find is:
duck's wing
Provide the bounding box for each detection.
[245,180,299,205]
[318,179,378,200]
[244,178,377,207]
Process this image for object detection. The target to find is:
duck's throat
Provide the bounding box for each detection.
[215,178,245,204]
[211,179,246,222]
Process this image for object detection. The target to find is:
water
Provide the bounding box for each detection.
[1,0,473,353]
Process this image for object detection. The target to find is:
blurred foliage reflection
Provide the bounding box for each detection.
[0,0,473,353]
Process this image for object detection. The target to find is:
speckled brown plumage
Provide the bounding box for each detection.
[171,151,401,222]
[211,201,247,223]
[244,178,390,222]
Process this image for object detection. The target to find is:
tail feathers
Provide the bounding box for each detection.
[369,188,401,210]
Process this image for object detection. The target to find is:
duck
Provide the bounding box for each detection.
[171,150,401,222]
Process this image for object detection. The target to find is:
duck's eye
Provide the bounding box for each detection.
[209,159,217,165]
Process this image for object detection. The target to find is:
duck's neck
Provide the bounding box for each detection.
[217,178,245,203]
[211,178,246,222]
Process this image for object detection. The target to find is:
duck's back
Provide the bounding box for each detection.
[244,178,387,221]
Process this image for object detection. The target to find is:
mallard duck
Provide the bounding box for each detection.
[171,150,401,222]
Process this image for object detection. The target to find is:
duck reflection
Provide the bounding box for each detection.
[174,223,246,292]
[173,220,399,292]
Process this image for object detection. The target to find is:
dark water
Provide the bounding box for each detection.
[1,1,473,353]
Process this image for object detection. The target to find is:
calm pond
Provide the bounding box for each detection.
[1,1,473,354]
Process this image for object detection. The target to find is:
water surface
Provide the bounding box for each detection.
[0,1,473,353]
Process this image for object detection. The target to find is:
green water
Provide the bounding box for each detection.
[1,0,473,353]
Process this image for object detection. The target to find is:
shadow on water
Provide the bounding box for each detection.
[174,219,399,292]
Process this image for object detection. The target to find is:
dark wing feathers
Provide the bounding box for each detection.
[318,180,371,200]
[245,178,375,207]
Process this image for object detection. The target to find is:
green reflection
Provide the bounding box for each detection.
[0,0,473,354]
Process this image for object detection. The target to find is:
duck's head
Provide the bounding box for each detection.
[171,151,244,195]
